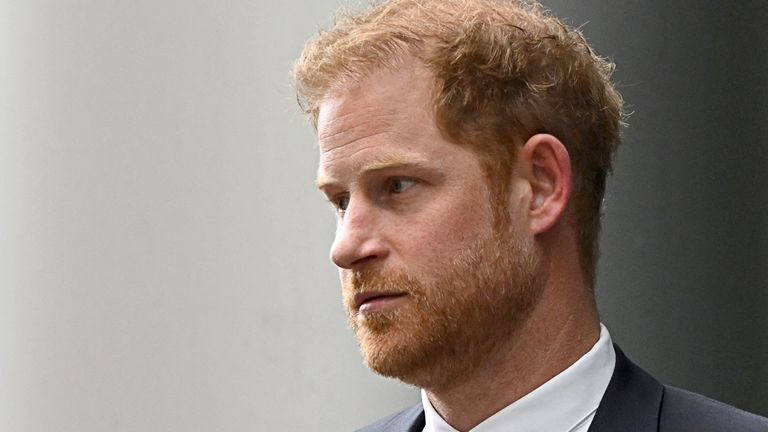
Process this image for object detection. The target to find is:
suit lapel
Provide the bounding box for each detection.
[587,344,664,432]
[393,405,424,432]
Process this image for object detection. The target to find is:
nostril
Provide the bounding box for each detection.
[349,254,379,268]
[331,246,380,269]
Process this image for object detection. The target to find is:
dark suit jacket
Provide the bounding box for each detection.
[357,345,768,432]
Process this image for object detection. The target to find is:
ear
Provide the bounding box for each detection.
[515,134,572,235]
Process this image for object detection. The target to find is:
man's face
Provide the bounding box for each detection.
[315,62,542,389]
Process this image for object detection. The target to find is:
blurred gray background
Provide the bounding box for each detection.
[0,0,765,430]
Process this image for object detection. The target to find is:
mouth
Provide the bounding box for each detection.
[354,292,408,314]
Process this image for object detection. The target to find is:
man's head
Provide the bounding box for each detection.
[294,0,623,389]
[295,0,623,282]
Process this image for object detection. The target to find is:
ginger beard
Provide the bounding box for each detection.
[341,221,543,390]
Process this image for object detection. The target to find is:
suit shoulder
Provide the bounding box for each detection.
[660,386,768,432]
[355,404,424,432]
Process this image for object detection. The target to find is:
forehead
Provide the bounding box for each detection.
[317,63,434,155]
[314,62,459,186]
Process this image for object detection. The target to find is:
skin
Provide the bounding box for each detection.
[315,60,600,432]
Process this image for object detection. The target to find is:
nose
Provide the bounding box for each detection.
[330,199,388,269]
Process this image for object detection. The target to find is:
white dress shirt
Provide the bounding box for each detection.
[421,324,616,432]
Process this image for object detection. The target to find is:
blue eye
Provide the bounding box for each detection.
[336,195,350,211]
[390,178,415,194]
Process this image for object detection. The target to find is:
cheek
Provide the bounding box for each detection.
[398,201,491,265]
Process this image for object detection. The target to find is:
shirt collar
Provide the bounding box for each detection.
[421,324,616,432]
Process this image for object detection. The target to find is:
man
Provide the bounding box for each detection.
[293,1,768,431]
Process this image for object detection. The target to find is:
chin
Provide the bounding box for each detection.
[353,309,434,384]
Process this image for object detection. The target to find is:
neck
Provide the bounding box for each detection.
[423,278,600,432]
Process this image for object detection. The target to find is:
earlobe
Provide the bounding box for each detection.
[518,134,572,234]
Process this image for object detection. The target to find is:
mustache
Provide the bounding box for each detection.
[345,269,422,293]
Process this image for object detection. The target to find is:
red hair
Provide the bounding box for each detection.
[293,0,624,283]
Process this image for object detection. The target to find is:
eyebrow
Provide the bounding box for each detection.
[315,158,438,191]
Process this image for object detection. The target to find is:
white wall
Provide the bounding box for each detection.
[0,1,418,430]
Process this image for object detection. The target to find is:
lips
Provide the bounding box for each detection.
[354,292,408,311]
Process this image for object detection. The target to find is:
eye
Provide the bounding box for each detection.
[389,178,416,194]
[335,195,350,212]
